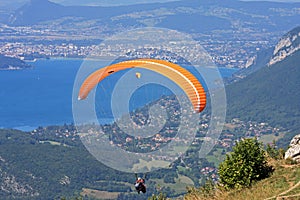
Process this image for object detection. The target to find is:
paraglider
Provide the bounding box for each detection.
[135,72,141,79]
[134,174,147,194]
[78,58,206,113]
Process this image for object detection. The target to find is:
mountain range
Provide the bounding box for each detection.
[7,0,300,33]
[0,26,299,199]
[229,26,300,80]
[226,26,300,146]
[1,0,300,198]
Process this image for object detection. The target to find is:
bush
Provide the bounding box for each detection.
[218,138,273,190]
[266,140,285,160]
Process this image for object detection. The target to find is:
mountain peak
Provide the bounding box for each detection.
[24,0,60,8]
[8,0,64,25]
[268,26,300,66]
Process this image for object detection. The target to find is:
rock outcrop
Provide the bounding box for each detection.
[285,134,300,163]
[268,26,300,66]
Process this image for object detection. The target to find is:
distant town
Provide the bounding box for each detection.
[0,24,280,68]
[29,95,287,182]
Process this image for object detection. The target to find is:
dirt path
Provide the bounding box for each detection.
[264,180,300,200]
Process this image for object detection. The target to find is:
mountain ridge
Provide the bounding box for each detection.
[8,0,173,25]
[7,0,300,34]
[226,27,300,142]
[269,26,300,66]
[228,26,300,83]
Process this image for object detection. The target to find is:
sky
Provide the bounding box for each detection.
[1,0,300,9]
[47,0,300,6]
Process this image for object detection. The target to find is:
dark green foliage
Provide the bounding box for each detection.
[163,171,177,184]
[226,49,300,148]
[0,128,195,199]
[265,140,285,160]
[218,138,273,190]
[0,129,133,199]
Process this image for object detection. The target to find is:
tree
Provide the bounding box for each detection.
[265,140,285,160]
[218,138,273,190]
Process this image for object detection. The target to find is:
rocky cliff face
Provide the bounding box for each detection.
[268,26,300,66]
[285,134,300,163]
[228,26,300,83]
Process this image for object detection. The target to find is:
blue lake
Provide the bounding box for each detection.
[0,59,238,131]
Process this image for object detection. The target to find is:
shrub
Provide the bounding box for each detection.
[218,138,273,190]
[266,140,285,160]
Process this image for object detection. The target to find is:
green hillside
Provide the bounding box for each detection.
[226,50,300,146]
[0,127,193,199]
[0,129,133,199]
[185,160,300,200]
[0,51,299,200]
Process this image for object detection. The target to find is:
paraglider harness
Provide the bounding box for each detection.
[135,173,147,194]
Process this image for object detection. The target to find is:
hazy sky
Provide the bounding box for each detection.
[53,0,176,6]
[1,0,300,9]
[51,0,300,6]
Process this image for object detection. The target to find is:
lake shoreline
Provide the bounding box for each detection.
[0,59,238,131]
[29,56,242,70]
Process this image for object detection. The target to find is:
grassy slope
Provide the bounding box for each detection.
[223,162,300,200]
[184,161,300,200]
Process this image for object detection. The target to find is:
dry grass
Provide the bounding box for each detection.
[184,160,300,200]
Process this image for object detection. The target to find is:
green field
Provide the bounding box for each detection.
[259,132,286,145]
[206,148,226,167]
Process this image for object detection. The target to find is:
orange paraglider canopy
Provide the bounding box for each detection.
[78,59,206,112]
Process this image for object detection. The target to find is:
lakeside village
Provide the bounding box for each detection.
[29,96,285,182]
[0,40,258,68]
[0,24,276,68]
